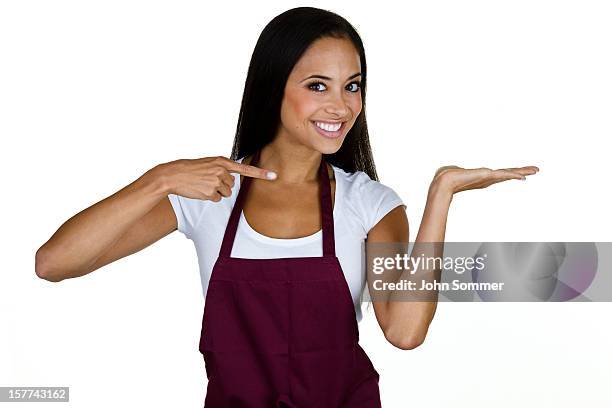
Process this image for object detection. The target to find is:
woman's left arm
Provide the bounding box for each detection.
[366,165,540,350]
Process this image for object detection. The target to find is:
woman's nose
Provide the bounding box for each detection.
[325,92,350,117]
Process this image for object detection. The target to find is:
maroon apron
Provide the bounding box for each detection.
[199,149,382,407]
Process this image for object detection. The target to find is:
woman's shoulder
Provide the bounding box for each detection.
[332,164,406,233]
[332,164,400,199]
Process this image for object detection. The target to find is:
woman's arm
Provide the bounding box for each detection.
[34,165,175,282]
[366,183,450,350]
[35,156,273,282]
[367,165,539,350]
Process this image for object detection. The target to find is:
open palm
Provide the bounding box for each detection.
[433,165,539,194]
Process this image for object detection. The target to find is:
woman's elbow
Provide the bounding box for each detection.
[35,248,64,282]
[384,327,426,350]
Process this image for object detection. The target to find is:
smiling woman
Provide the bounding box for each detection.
[174,7,392,406]
[286,42,363,142]
[163,6,537,404]
[34,4,539,408]
[227,7,378,178]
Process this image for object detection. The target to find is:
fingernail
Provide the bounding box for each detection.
[266,171,277,180]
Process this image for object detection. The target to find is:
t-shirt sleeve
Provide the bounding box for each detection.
[167,193,209,240]
[352,171,406,233]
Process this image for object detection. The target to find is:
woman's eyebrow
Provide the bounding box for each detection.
[300,72,362,82]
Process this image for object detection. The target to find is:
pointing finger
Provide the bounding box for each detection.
[218,157,277,180]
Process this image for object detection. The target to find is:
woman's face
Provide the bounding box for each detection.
[278,36,363,155]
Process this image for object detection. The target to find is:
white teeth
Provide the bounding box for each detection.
[314,121,342,132]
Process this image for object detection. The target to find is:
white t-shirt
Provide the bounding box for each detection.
[168,156,406,322]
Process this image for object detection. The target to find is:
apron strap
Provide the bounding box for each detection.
[218,148,336,258]
[318,151,336,257]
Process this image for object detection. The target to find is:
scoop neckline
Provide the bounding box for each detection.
[235,156,340,245]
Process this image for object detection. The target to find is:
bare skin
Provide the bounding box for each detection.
[35,36,540,351]
[366,164,539,350]
[34,157,275,282]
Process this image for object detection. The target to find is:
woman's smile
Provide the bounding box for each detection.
[310,120,347,139]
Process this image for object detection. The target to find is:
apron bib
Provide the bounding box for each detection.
[199,148,381,407]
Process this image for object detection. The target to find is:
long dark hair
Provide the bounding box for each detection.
[229,6,379,181]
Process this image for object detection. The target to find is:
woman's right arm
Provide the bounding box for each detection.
[34,163,179,282]
[34,156,275,282]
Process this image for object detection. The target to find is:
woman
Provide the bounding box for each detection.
[35,7,538,407]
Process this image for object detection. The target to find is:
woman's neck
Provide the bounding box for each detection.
[253,142,323,184]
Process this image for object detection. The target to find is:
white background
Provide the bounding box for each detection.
[1,0,611,407]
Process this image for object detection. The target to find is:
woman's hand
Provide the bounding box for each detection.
[158,156,277,202]
[432,165,539,194]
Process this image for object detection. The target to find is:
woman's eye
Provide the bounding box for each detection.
[307,81,362,93]
[308,82,327,92]
[347,81,361,93]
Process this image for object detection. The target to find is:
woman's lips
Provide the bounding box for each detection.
[311,121,346,139]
